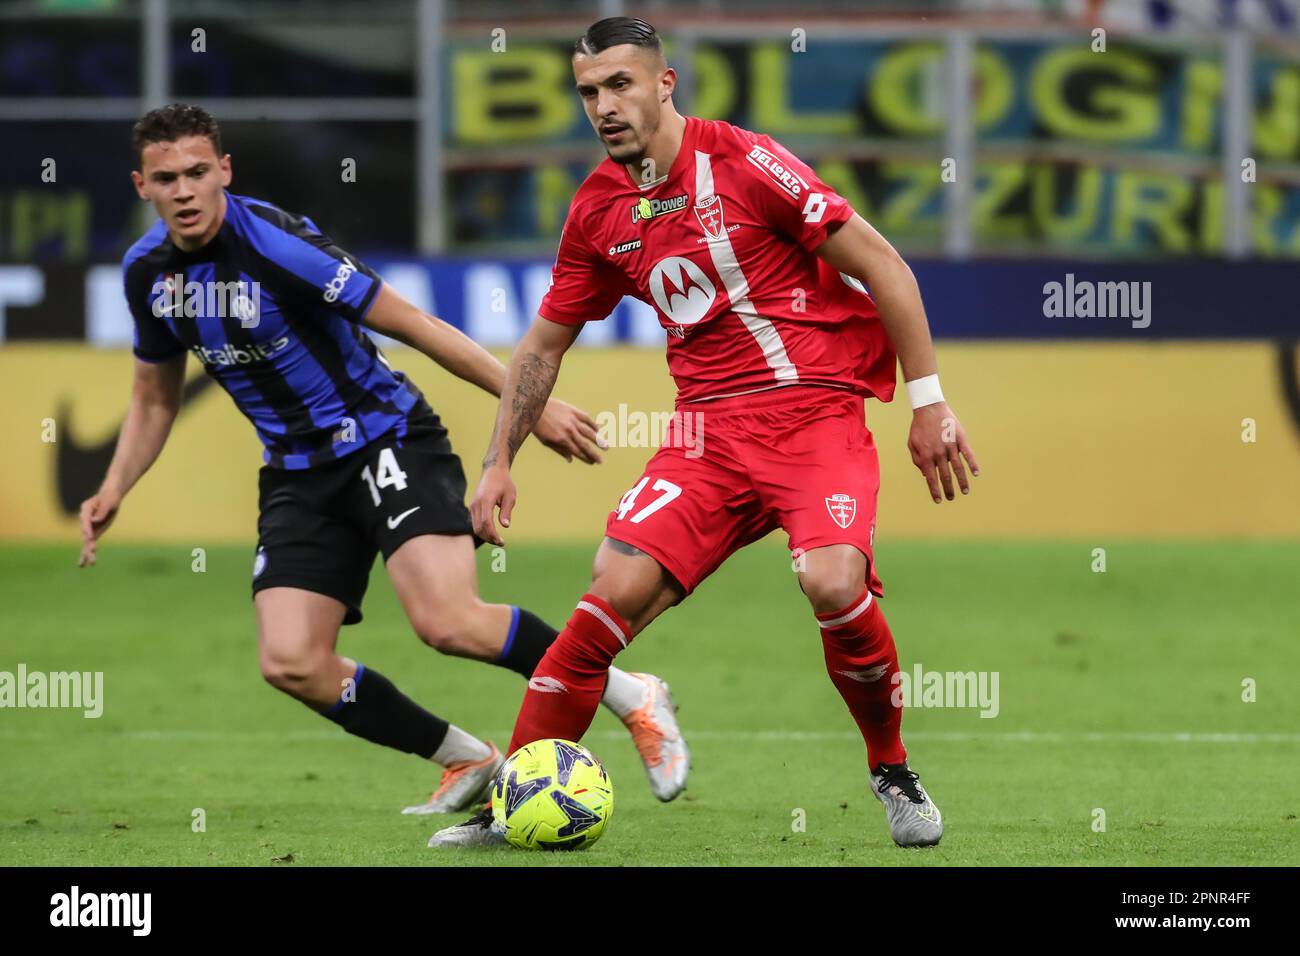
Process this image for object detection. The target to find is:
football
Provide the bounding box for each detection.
[491,739,614,851]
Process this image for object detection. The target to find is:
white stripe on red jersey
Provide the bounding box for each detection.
[539,116,897,407]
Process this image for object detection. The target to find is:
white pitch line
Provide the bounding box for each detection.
[613,730,1300,744]
[0,729,1296,744]
[666,730,1300,744]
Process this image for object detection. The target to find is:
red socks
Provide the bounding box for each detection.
[817,587,907,768]
[507,594,630,756]
[507,585,905,769]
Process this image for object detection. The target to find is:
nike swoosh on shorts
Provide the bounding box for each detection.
[387,506,421,529]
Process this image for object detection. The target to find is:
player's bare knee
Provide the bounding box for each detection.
[409,604,481,656]
[260,648,326,695]
[799,545,869,614]
[588,569,658,634]
[410,610,458,654]
[801,567,865,615]
[589,538,678,632]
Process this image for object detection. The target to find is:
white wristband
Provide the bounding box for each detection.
[906,374,944,410]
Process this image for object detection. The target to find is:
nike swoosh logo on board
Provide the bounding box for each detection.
[56,373,216,515]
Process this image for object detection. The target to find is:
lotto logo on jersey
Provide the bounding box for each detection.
[746,145,809,199]
[632,194,689,223]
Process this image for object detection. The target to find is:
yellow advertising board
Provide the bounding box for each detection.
[1,343,1297,546]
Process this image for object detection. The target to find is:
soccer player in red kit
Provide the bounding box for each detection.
[432,16,980,849]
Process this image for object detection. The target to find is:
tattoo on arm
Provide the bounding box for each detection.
[482,422,503,468]
[484,351,559,468]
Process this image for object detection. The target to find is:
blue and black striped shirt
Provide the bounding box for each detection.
[123,191,421,469]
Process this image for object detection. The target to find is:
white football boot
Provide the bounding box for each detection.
[869,761,943,847]
[403,742,503,815]
[427,805,506,848]
[620,672,690,802]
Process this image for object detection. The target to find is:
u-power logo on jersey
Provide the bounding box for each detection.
[631,194,689,223]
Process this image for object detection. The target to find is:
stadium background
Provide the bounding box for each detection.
[3,0,1300,542]
[1,0,1298,869]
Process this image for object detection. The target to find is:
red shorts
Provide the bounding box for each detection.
[604,385,883,597]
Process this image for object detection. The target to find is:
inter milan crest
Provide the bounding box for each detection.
[826,493,857,529]
[694,194,726,241]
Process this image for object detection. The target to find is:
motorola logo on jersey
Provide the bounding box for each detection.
[190,336,291,367]
[323,257,357,303]
[648,256,717,326]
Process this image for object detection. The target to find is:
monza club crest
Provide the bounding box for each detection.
[826,493,857,529]
[694,195,726,240]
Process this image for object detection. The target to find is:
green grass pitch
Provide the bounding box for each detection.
[1,539,1296,866]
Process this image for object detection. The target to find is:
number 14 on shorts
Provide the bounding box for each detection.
[361,446,409,507]
[616,477,682,524]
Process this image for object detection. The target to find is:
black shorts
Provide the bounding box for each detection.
[250,401,475,625]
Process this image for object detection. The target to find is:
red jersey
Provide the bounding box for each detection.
[539,116,897,406]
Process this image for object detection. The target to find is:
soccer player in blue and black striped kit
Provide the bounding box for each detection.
[77,104,689,835]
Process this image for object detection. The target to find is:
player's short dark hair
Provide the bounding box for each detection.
[132,103,223,164]
[573,16,662,58]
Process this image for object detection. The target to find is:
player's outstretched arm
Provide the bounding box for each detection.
[362,282,602,465]
[79,354,185,567]
[815,213,981,504]
[471,316,587,545]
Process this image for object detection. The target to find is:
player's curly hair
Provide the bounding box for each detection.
[574,16,662,57]
[132,103,223,163]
